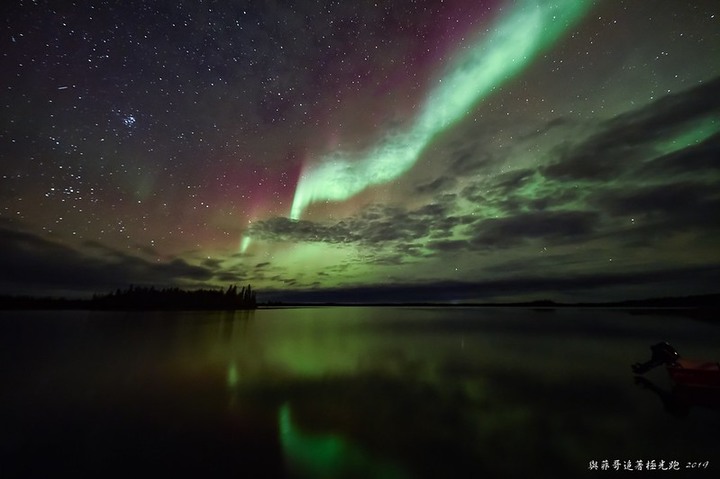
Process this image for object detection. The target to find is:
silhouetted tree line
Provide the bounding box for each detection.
[0,284,257,311]
[92,284,256,310]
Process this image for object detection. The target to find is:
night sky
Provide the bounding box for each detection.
[2,0,719,302]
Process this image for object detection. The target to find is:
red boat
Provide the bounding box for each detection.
[666,358,720,388]
[632,342,720,389]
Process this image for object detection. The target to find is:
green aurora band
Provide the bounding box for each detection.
[290,0,594,220]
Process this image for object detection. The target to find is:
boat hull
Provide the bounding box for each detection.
[667,359,720,388]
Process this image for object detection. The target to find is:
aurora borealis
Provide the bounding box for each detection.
[290,0,592,219]
[1,0,719,302]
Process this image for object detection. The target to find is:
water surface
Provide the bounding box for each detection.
[1,307,718,477]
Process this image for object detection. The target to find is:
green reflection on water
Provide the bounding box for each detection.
[279,402,407,479]
[227,362,239,388]
[2,308,720,478]
[166,308,720,476]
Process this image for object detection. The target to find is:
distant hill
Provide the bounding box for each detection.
[262,293,720,309]
[1,289,718,311]
[599,293,720,308]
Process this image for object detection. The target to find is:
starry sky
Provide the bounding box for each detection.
[1,0,719,302]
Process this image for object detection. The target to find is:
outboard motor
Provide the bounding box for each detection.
[632,342,680,375]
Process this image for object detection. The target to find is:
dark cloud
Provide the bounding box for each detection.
[415,175,457,195]
[129,244,162,258]
[603,76,720,144]
[635,133,720,178]
[411,202,450,218]
[434,193,459,205]
[447,149,495,175]
[260,264,720,303]
[269,274,297,285]
[250,171,601,263]
[427,215,466,238]
[492,168,536,193]
[468,210,599,249]
[540,142,639,181]
[480,252,599,276]
[202,258,223,268]
[460,184,488,204]
[362,215,428,243]
[517,116,573,141]
[526,189,581,212]
[461,169,564,216]
[541,76,720,181]
[214,271,248,283]
[393,242,426,258]
[246,201,480,268]
[590,181,720,239]
[592,181,720,218]
[364,254,407,266]
[0,226,214,296]
[248,217,359,244]
[426,239,470,252]
[248,202,458,247]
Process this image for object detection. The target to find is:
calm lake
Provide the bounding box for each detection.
[1,307,718,478]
